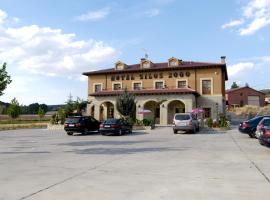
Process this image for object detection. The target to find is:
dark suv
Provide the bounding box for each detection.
[64,116,100,136]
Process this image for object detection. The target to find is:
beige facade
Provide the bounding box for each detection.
[83,57,228,125]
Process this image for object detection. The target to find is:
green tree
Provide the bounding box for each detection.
[7,98,21,119]
[37,107,45,120]
[74,97,88,114]
[116,89,136,118]
[231,82,239,89]
[65,93,75,116]
[28,103,40,114]
[57,108,66,124]
[0,63,12,96]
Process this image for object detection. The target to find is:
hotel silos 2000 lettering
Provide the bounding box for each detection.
[111,71,191,81]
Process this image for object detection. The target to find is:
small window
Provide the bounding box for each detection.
[202,80,212,95]
[142,62,150,68]
[170,61,178,66]
[133,82,142,90]
[177,80,187,88]
[155,81,164,89]
[94,84,102,92]
[113,83,122,90]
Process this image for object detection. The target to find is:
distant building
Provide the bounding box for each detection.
[226,86,265,109]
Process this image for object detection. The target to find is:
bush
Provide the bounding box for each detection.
[142,119,152,126]
[207,117,213,128]
[50,114,57,124]
[219,113,228,127]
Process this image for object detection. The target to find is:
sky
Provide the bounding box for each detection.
[0,0,270,105]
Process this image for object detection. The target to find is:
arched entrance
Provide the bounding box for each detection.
[100,102,115,121]
[167,100,185,124]
[143,100,160,124]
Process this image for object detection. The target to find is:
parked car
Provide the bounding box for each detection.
[173,113,199,134]
[256,117,270,138]
[258,127,270,146]
[64,116,100,136]
[238,116,270,138]
[100,118,132,136]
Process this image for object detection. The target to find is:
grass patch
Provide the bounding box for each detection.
[0,123,48,131]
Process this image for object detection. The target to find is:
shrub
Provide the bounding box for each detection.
[142,119,152,126]
[7,98,21,119]
[219,113,228,128]
[50,114,57,124]
[207,117,213,128]
[57,108,66,125]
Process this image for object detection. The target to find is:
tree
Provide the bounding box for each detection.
[116,89,136,118]
[231,82,239,89]
[37,107,45,120]
[7,98,21,119]
[0,63,12,96]
[74,97,88,114]
[39,104,48,113]
[28,103,40,114]
[65,93,75,116]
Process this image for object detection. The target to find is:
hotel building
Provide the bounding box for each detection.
[83,56,228,125]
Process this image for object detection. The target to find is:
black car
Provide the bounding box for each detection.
[258,127,270,146]
[238,116,270,138]
[100,118,132,136]
[64,116,100,136]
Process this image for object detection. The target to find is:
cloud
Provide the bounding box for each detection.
[227,62,254,76]
[144,8,160,17]
[222,19,244,29]
[222,0,270,35]
[0,9,7,24]
[74,7,110,22]
[0,24,118,78]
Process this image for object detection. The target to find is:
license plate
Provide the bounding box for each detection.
[69,124,75,127]
[104,125,110,128]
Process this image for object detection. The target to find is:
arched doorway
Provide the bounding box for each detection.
[143,100,160,124]
[167,100,185,124]
[100,102,114,121]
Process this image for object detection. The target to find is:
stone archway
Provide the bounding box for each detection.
[99,101,115,121]
[167,100,185,124]
[143,100,160,124]
[90,105,95,117]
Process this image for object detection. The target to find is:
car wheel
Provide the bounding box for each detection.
[67,132,73,136]
[173,130,178,134]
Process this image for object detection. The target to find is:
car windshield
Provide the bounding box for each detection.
[104,119,118,124]
[263,119,270,126]
[65,117,80,123]
[175,114,190,120]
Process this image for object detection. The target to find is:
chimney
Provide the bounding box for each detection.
[221,56,226,64]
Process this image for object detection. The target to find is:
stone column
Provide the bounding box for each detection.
[160,103,168,125]
[94,104,100,121]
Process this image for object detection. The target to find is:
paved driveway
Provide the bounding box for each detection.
[1,127,270,200]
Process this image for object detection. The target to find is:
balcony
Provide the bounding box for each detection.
[90,86,199,97]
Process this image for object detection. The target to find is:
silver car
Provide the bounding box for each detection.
[173,113,199,134]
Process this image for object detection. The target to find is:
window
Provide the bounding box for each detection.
[113,83,122,90]
[94,84,102,92]
[170,60,178,66]
[142,62,150,68]
[202,79,212,95]
[155,81,164,89]
[133,82,142,90]
[177,80,187,88]
[116,64,124,70]
[203,108,211,118]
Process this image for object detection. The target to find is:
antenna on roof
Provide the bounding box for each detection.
[142,48,149,59]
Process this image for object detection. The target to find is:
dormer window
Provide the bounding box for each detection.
[140,59,153,69]
[115,61,126,71]
[168,57,181,67]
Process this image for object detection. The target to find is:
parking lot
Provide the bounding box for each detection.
[1,127,270,200]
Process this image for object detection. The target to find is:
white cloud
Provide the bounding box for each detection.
[0,9,7,24]
[223,0,270,35]
[144,8,160,17]
[74,7,110,22]
[240,17,270,35]
[0,24,118,78]
[227,62,254,76]
[221,19,244,29]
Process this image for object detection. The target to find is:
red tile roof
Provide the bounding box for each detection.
[83,61,228,80]
[89,88,199,97]
[226,86,265,94]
